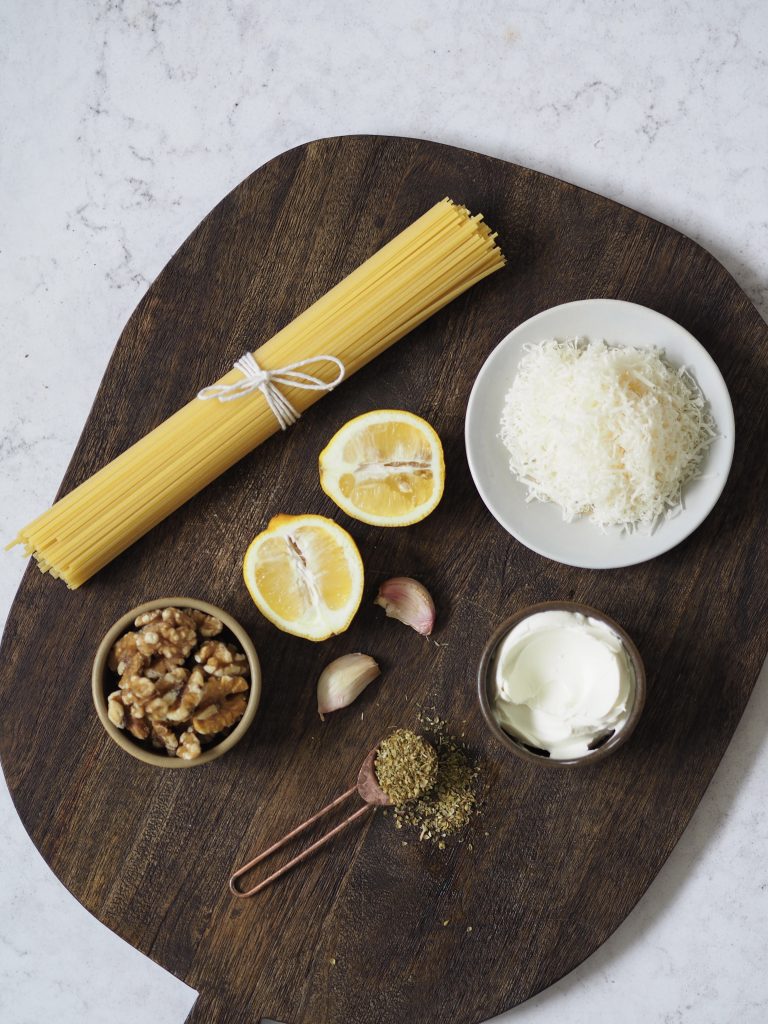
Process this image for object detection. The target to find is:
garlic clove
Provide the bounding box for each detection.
[374,577,436,636]
[317,653,380,720]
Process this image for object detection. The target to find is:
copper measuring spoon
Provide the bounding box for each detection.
[229,746,391,898]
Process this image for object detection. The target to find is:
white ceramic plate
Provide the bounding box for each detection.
[465,299,735,569]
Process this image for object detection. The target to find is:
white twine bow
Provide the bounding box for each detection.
[197,352,345,430]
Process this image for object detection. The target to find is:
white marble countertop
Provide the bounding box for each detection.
[1,2,767,1022]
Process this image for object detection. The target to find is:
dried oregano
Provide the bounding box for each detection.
[392,714,480,842]
[374,729,438,804]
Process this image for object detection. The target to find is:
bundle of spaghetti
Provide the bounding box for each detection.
[10,198,504,588]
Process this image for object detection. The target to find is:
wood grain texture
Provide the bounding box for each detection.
[1,136,767,1024]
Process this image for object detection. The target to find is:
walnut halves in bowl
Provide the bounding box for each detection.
[106,608,248,757]
[93,599,261,768]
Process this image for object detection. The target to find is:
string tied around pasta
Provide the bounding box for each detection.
[197,352,346,430]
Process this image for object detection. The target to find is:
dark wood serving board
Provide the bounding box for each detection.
[1,136,767,1024]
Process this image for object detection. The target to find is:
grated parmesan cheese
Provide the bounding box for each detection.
[499,338,717,529]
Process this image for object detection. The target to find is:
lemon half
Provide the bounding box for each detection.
[319,410,445,527]
[243,514,364,641]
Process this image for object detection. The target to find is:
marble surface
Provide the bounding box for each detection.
[1,1,767,1022]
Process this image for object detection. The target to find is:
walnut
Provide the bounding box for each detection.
[145,650,186,671]
[195,640,231,666]
[118,652,149,681]
[177,729,202,760]
[192,694,247,735]
[150,721,179,754]
[136,621,197,661]
[185,608,224,637]
[145,661,189,683]
[126,710,150,741]
[119,685,138,706]
[198,675,249,710]
[135,610,163,628]
[161,607,198,630]
[165,667,206,723]
[131,676,157,699]
[107,691,125,728]
[109,633,142,673]
[161,666,190,686]
[145,690,182,719]
[145,658,177,680]
[195,641,249,678]
[143,672,187,712]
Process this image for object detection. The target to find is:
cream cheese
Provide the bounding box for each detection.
[492,610,633,760]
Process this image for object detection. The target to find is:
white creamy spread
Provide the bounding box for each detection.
[492,610,633,759]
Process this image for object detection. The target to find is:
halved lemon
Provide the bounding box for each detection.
[319,410,445,527]
[243,514,364,641]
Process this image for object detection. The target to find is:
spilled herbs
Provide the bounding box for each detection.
[389,714,481,843]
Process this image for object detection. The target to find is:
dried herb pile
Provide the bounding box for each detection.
[375,728,438,804]
[392,715,480,843]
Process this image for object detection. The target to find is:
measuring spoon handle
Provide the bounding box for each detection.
[229,786,373,897]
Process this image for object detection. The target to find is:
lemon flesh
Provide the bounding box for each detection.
[243,514,363,641]
[320,411,444,527]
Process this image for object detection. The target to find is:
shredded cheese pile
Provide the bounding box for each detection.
[500,338,717,529]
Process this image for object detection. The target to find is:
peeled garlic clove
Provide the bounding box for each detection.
[317,653,380,720]
[374,577,436,636]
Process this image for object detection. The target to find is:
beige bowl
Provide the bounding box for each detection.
[477,601,645,767]
[92,597,261,768]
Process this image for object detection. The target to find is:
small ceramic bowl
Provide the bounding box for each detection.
[92,597,261,768]
[477,601,645,767]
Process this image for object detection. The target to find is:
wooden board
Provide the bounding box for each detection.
[1,136,767,1024]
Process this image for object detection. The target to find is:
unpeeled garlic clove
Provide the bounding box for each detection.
[374,577,436,636]
[317,653,380,720]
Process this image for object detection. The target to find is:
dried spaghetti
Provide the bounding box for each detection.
[10,199,504,587]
